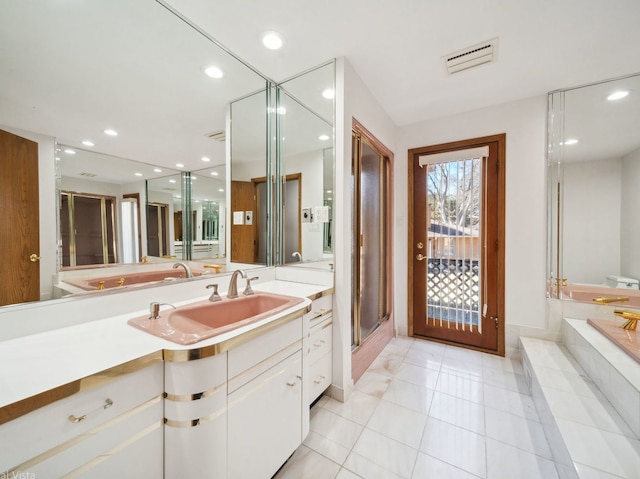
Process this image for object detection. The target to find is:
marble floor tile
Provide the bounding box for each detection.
[419,418,487,478]
[309,408,364,450]
[485,438,558,479]
[303,430,351,465]
[343,451,406,479]
[350,428,418,478]
[404,347,445,371]
[367,353,404,378]
[412,453,483,479]
[436,370,484,404]
[484,407,552,459]
[273,445,341,479]
[394,362,440,389]
[322,390,380,425]
[482,383,540,421]
[353,370,393,398]
[429,391,486,435]
[366,399,428,448]
[382,377,435,415]
[335,467,363,479]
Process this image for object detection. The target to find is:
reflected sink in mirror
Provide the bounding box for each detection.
[62,268,210,291]
[127,292,305,344]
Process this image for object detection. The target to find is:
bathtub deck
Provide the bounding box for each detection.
[588,318,640,364]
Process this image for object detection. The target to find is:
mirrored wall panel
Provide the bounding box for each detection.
[548,73,640,298]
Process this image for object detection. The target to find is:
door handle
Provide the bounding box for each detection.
[416,242,424,249]
[416,254,427,261]
[29,254,41,262]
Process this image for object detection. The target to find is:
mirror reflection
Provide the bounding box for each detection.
[548,73,640,298]
[0,0,267,306]
[279,63,335,268]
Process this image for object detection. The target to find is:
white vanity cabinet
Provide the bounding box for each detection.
[164,352,228,478]
[227,317,304,479]
[304,294,333,405]
[0,361,163,478]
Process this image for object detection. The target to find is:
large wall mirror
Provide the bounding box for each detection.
[0,0,268,306]
[278,62,335,269]
[548,73,640,298]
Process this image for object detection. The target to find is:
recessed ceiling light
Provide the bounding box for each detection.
[326,190,333,194]
[203,65,224,79]
[153,168,162,173]
[210,171,219,176]
[261,31,284,50]
[104,128,118,136]
[322,88,334,99]
[135,172,143,177]
[82,140,94,147]
[563,139,579,145]
[318,134,330,141]
[192,176,197,180]
[201,156,211,162]
[218,188,224,192]
[607,90,629,101]
[169,179,177,183]
[64,148,76,155]
[176,163,185,168]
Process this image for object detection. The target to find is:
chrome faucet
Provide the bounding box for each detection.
[227,269,247,299]
[206,283,222,302]
[292,251,302,262]
[243,276,259,296]
[173,261,193,278]
[148,302,176,319]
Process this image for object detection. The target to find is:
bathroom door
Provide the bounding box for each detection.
[409,135,505,354]
[0,129,40,306]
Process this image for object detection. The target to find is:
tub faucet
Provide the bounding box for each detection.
[292,251,302,262]
[227,269,247,299]
[173,262,193,278]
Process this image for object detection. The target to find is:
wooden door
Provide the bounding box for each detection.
[231,180,257,263]
[0,129,40,306]
[409,135,505,354]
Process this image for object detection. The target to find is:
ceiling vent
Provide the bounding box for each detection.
[207,130,226,142]
[444,38,498,75]
[79,172,97,178]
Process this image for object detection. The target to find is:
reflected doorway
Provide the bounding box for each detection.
[147,202,170,257]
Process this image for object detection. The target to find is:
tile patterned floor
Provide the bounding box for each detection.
[274,336,559,479]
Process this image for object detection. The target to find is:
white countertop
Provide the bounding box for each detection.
[0,280,331,411]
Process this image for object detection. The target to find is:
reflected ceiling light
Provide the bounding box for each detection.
[153,168,162,173]
[203,65,224,79]
[563,139,579,145]
[82,140,94,147]
[326,189,333,194]
[135,172,143,177]
[607,90,629,101]
[176,163,185,168]
[318,134,330,141]
[218,188,224,192]
[201,156,211,162]
[169,179,177,183]
[210,171,219,176]
[322,88,334,99]
[55,156,61,161]
[261,31,284,50]
[64,148,76,155]
[104,128,118,136]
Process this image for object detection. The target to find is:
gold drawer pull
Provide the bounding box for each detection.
[313,340,326,348]
[313,375,326,384]
[68,398,113,423]
[286,376,302,387]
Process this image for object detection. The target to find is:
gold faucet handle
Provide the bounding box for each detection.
[613,309,640,330]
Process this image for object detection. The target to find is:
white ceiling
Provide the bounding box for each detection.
[167,0,640,125]
[2,0,640,182]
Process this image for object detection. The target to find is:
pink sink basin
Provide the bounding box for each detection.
[127,292,305,345]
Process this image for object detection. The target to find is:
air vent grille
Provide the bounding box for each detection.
[207,130,226,142]
[80,172,97,177]
[444,38,498,75]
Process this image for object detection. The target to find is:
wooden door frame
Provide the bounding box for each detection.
[408,134,505,356]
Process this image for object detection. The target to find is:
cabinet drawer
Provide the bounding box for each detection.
[305,295,333,327]
[0,362,163,471]
[228,316,302,379]
[308,320,332,364]
[309,353,332,403]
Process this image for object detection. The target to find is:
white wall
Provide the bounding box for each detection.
[1,125,57,301]
[563,158,621,284]
[396,95,549,352]
[334,58,398,399]
[621,146,640,281]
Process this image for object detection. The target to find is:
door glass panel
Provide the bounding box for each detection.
[425,158,481,332]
